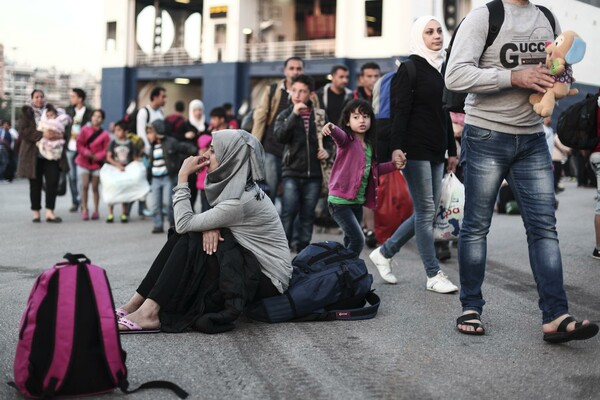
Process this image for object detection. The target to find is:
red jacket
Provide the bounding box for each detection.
[75,126,110,170]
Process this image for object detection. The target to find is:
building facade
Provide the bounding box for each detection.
[1,44,100,126]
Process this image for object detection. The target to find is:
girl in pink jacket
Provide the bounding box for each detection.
[75,109,110,220]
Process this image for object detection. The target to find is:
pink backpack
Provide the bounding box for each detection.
[10,253,188,398]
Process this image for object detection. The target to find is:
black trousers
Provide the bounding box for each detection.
[136,233,279,307]
[29,157,60,210]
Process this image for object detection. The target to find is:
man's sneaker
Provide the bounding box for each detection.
[426,271,458,293]
[369,247,397,284]
[152,227,164,234]
[593,248,600,260]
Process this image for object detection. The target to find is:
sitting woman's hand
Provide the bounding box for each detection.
[179,155,208,184]
[203,229,224,255]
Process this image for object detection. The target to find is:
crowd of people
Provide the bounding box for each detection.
[2,1,599,343]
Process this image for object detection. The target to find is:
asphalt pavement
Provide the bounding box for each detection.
[0,178,599,400]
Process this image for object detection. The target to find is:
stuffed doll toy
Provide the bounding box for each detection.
[529,31,586,117]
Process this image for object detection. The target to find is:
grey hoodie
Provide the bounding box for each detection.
[445,1,560,134]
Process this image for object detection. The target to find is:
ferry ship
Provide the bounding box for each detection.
[101,0,600,125]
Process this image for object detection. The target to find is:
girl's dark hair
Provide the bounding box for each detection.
[114,120,129,132]
[338,99,377,154]
[45,103,57,115]
[92,108,106,120]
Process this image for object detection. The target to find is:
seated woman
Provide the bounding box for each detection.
[116,129,293,333]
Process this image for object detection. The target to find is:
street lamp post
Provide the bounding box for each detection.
[10,47,17,128]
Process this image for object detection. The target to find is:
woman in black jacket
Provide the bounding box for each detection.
[369,16,458,293]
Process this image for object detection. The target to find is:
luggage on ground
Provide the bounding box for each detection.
[10,253,188,399]
[246,242,380,323]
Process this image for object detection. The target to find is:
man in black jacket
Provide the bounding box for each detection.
[274,75,331,252]
[65,88,93,212]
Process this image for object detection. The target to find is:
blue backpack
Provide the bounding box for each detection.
[372,59,416,160]
[246,242,380,323]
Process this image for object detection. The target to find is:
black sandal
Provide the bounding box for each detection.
[543,316,599,344]
[456,313,485,335]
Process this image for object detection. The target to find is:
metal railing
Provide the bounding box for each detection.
[243,39,336,62]
[135,47,201,66]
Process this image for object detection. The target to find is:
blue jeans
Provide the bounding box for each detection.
[329,202,364,256]
[281,177,321,252]
[380,161,443,278]
[151,175,175,230]
[264,153,282,202]
[458,124,568,323]
[66,150,80,206]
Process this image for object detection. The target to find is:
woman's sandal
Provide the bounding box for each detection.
[543,316,599,344]
[456,312,485,336]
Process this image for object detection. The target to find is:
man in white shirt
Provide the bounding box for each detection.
[136,87,167,155]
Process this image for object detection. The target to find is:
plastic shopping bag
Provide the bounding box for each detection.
[100,161,150,204]
[374,171,413,243]
[433,173,464,241]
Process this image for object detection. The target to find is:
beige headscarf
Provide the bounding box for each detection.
[409,15,446,73]
[205,130,266,206]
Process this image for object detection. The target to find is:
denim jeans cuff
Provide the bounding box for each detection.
[543,308,569,324]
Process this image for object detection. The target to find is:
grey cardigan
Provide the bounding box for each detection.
[173,182,292,293]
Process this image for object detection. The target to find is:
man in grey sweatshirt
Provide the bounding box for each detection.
[445,0,598,343]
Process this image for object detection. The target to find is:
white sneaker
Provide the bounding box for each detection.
[369,247,397,284]
[426,271,458,293]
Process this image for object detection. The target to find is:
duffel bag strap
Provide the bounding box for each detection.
[296,291,381,322]
[326,291,380,321]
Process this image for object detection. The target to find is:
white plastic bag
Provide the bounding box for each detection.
[100,161,150,205]
[433,173,465,241]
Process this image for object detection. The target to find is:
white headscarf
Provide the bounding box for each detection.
[188,99,206,132]
[409,15,446,73]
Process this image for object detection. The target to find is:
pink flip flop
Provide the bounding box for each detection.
[117,317,161,334]
[115,308,128,318]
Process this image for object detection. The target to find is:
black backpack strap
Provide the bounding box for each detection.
[86,129,104,147]
[485,0,505,53]
[403,59,417,92]
[536,5,557,37]
[266,82,279,119]
[120,380,189,399]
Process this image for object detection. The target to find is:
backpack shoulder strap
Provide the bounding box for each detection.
[266,82,278,117]
[536,4,557,37]
[42,264,78,394]
[120,380,189,399]
[403,59,417,92]
[485,0,505,52]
